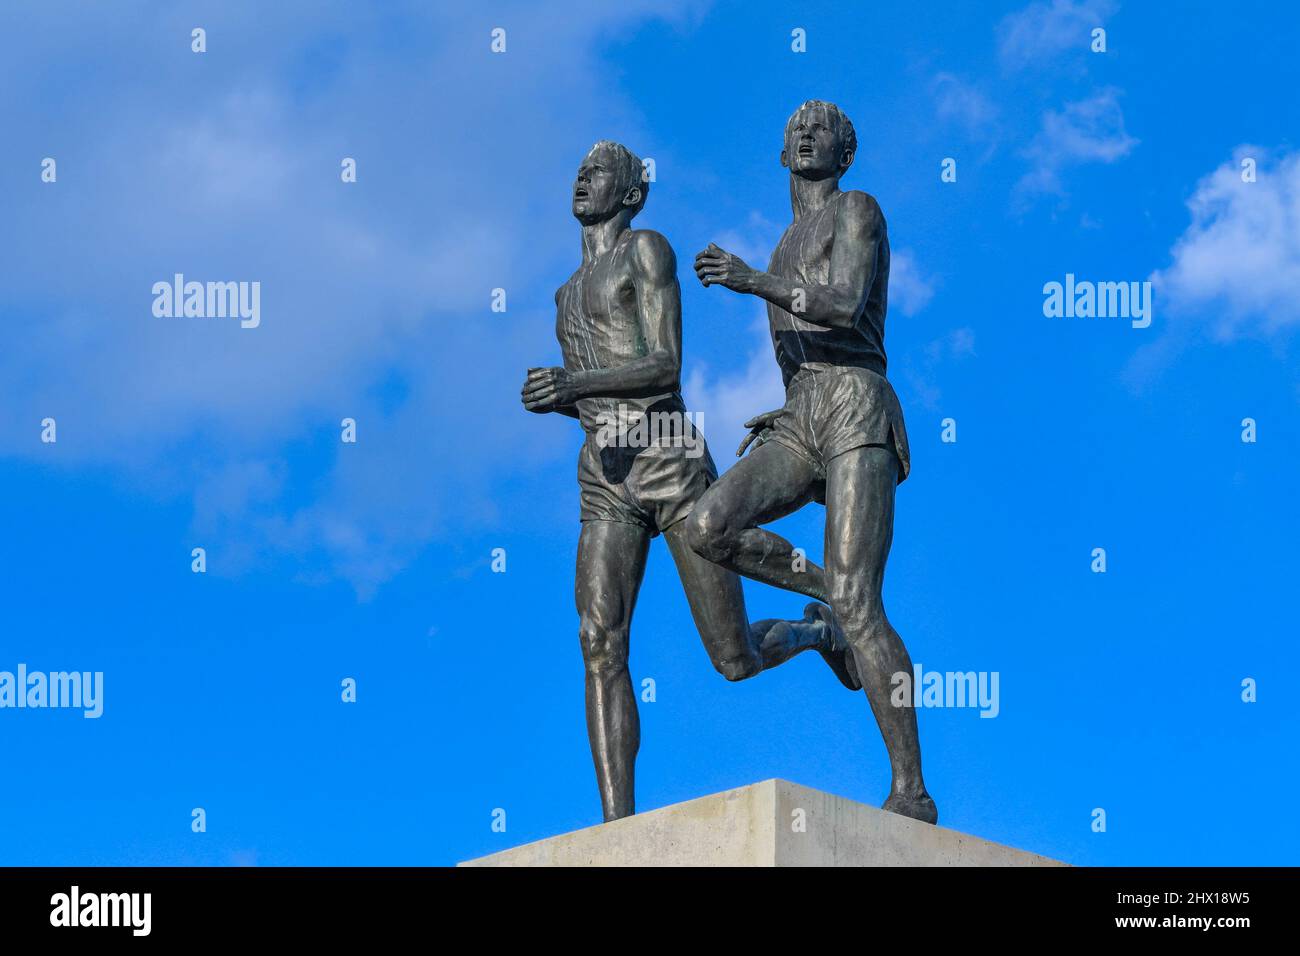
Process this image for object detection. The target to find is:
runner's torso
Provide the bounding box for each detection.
[556,230,686,434]
[766,190,891,388]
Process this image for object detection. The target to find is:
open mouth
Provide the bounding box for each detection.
[798,144,815,157]
[574,188,589,200]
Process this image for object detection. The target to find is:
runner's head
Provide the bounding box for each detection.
[781,100,856,181]
[572,141,648,224]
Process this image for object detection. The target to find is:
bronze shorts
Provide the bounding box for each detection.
[577,433,718,536]
[768,364,911,484]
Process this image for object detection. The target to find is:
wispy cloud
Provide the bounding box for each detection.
[898,327,977,411]
[998,0,1118,70]
[932,73,999,143]
[890,249,937,317]
[711,211,784,267]
[1015,88,1137,204]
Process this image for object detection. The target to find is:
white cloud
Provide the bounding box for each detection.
[998,0,1118,69]
[1124,148,1300,391]
[1153,148,1300,338]
[0,0,694,595]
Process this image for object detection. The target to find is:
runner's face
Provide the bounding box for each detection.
[785,109,845,180]
[572,147,631,223]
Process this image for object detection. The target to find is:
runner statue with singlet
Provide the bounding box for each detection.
[522,140,859,823]
[690,102,937,823]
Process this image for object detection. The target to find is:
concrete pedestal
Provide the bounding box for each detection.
[460,779,1065,867]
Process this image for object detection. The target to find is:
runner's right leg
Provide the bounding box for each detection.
[576,519,650,822]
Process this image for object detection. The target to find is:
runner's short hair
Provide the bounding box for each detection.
[588,140,649,216]
[784,100,857,170]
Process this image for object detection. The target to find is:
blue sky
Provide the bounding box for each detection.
[1,0,1296,866]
